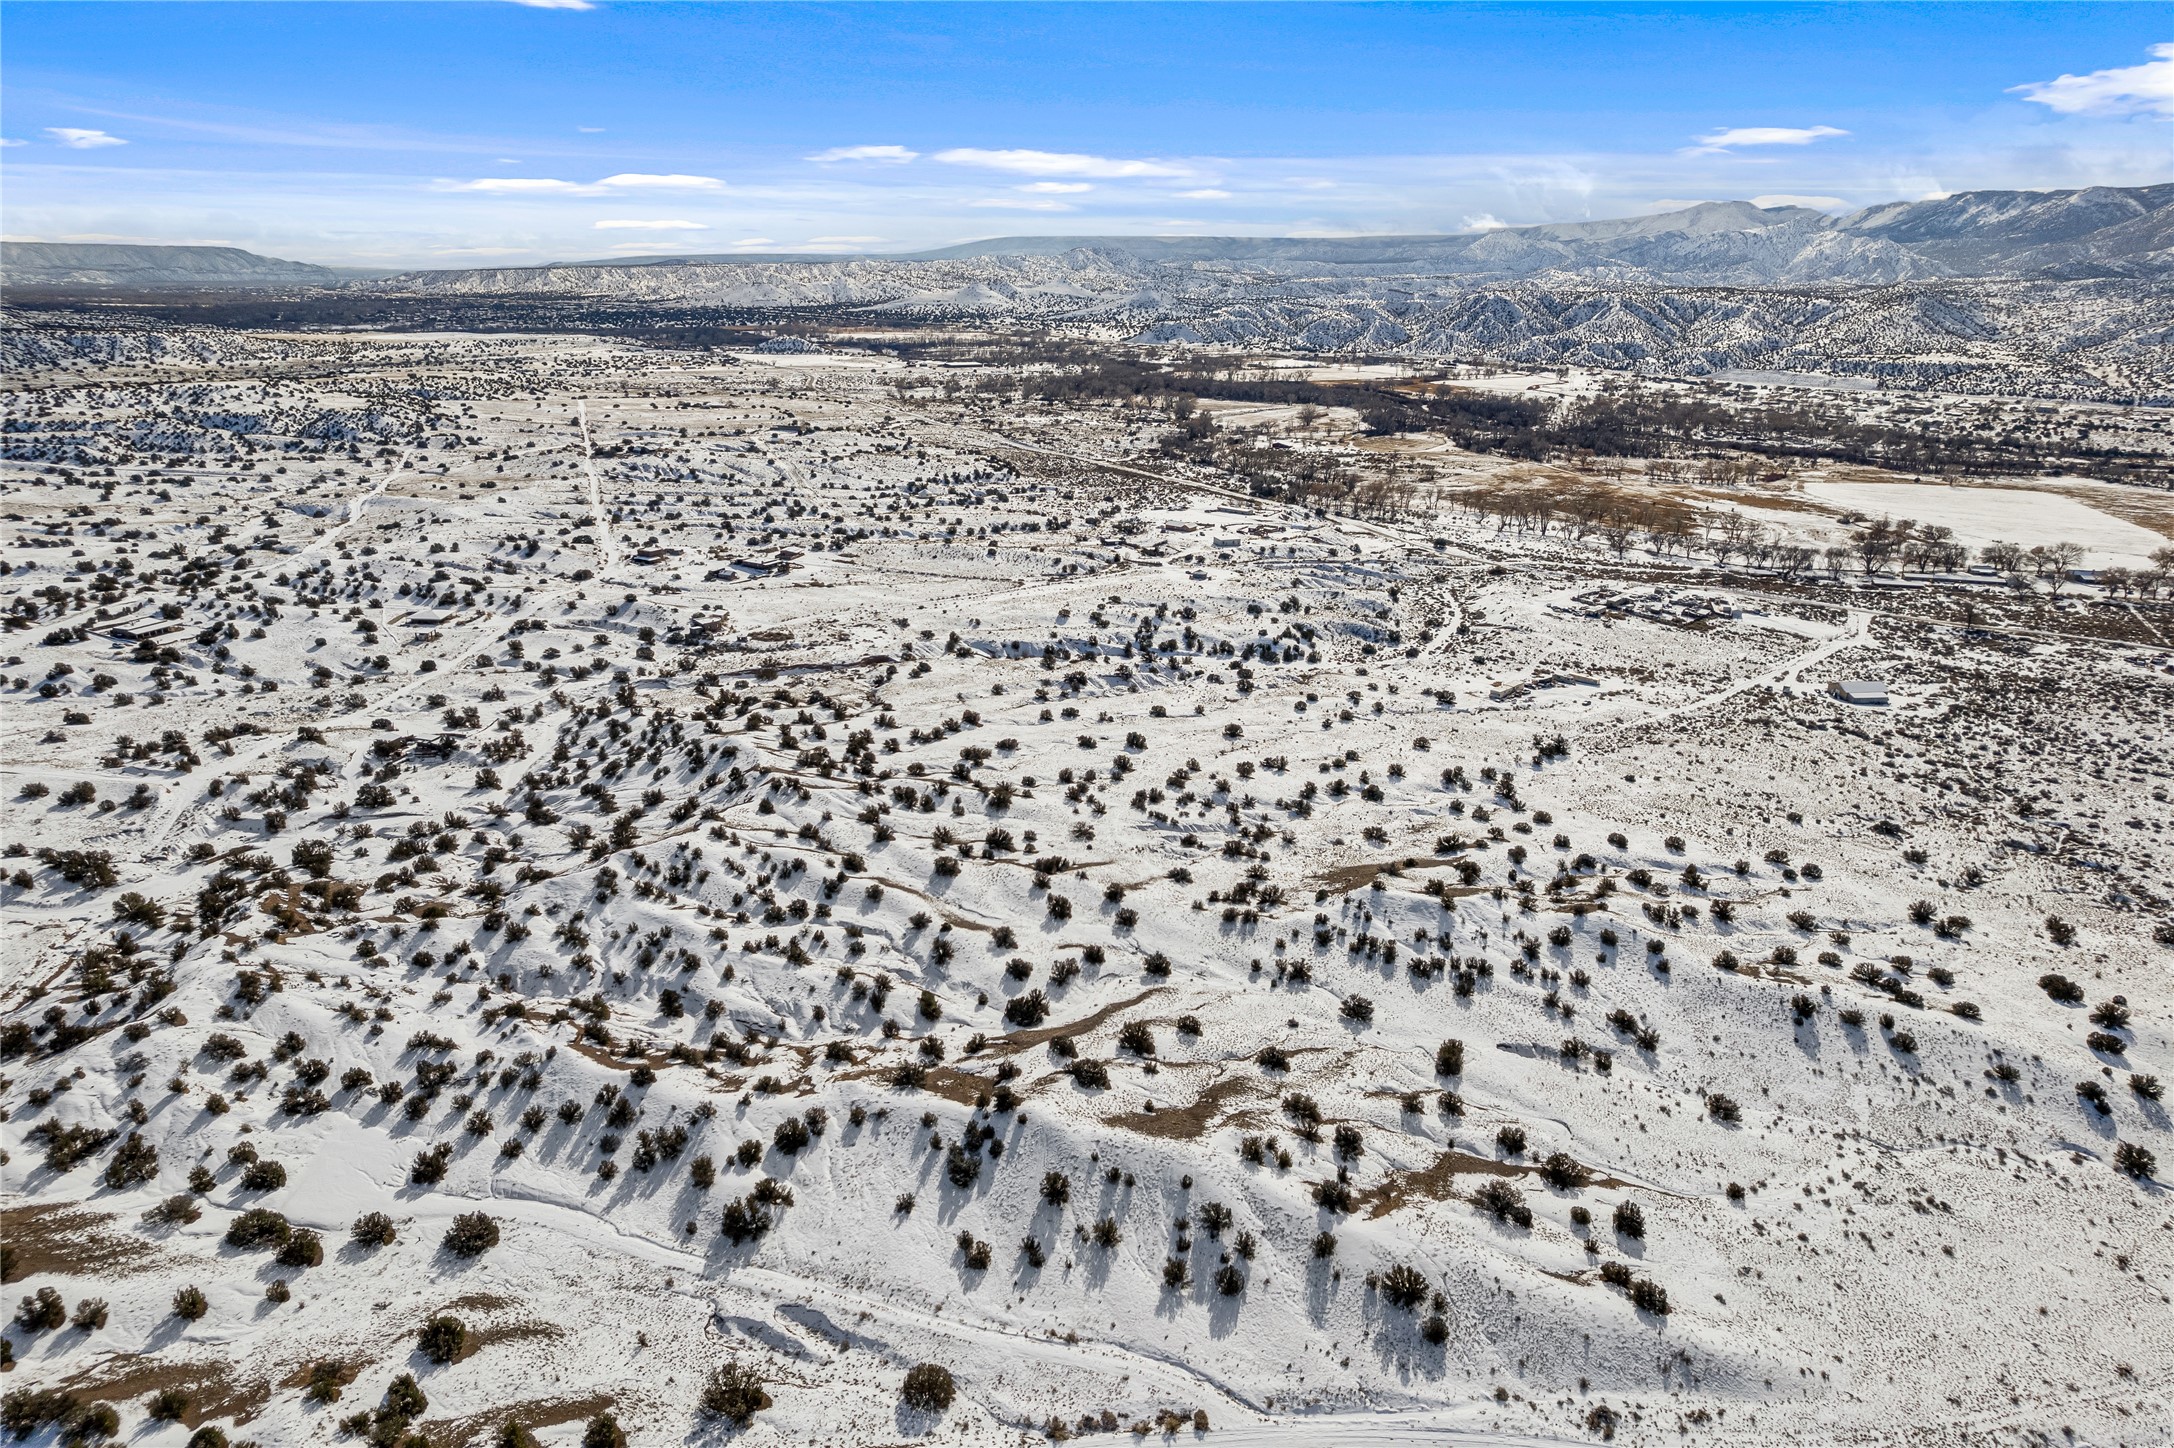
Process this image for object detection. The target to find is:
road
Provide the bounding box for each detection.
[575,399,622,578]
[1584,607,1873,742]
[298,450,406,557]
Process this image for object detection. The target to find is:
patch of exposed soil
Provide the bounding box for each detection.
[0,1203,161,1283]
[61,1352,272,1427]
[441,1292,514,1313]
[986,987,1167,1055]
[452,1319,565,1365]
[1356,1149,1539,1219]
[1103,1074,1260,1140]
[420,1391,614,1447]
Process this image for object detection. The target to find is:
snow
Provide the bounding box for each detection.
[1,329,2169,1448]
[1798,480,2170,567]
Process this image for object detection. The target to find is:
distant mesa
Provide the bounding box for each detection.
[2,241,350,290]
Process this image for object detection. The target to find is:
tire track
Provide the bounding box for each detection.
[575,399,622,578]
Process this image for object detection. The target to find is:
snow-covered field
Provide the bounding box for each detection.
[2,332,2171,1448]
[1799,481,2171,568]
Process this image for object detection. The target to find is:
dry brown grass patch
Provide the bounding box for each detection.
[0,1204,161,1283]
[420,1392,614,1448]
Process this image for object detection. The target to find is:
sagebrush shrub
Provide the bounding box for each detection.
[276,1229,323,1269]
[1377,1263,1428,1310]
[901,1362,956,1413]
[419,1315,466,1364]
[225,1208,291,1250]
[700,1361,766,1425]
[1475,1179,1531,1227]
[442,1211,500,1257]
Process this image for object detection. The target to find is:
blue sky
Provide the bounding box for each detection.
[3,2,2168,266]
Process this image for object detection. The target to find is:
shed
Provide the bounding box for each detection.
[1829,679,1889,706]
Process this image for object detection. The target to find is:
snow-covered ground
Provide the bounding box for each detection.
[1799,481,2171,568]
[2,332,2170,1448]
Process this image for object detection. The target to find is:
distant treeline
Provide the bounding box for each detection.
[998,355,1548,454]
[976,345,2169,484]
[1544,390,2163,482]
[2,293,945,351]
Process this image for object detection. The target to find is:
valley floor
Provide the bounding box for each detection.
[2,333,2170,1447]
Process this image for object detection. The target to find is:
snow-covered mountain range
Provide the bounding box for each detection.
[7,187,2168,398]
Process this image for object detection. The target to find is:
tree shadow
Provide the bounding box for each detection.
[1204,1277,1245,1339]
[1791,1021,1825,1064]
[893,1402,947,1438]
[2078,1104,2120,1142]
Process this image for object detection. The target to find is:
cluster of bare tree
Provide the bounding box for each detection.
[1459,492,2174,596]
[2092,547,2174,599]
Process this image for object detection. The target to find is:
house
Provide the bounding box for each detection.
[106,622,184,644]
[1829,679,1889,706]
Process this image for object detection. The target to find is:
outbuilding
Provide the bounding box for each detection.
[1829,679,1889,706]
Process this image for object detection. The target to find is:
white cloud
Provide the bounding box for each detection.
[593,173,724,191]
[806,235,882,244]
[806,144,918,164]
[1751,194,1849,212]
[11,231,242,245]
[1175,188,1231,200]
[969,198,1074,211]
[2013,43,2174,117]
[1687,125,1847,155]
[594,218,707,230]
[446,177,592,194]
[576,126,605,134]
[506,0,594,9]
[733,238,775,247]
[444,173,723,196]
[432,246,535,256]
[0,138,26,148]
[1462,213,1510,231]
[1020,181,1092,194]
[46,127,127,149]
[935,147,1189,178]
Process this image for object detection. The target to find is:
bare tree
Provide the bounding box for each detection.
[1774,544,1816,581]
[2043,541,2086,597]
